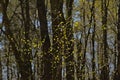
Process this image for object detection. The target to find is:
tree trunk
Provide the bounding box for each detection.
[37,0,52,80]
[50,0,65,80]
[65,0,74,80]
[91,0,96,80]
[81,1,87,80]
[100,0,109,80]
[0,51,2,80]
[114,0,120,80]
[20,0,33,80]
[7,47,10,80]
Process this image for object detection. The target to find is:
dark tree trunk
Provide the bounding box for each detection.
[7,47,10,80]
[81,2,87,80]
[0,51,2,80]
[100,0,109,80]
[37,0,52,80]
[20,0,33,80]
[91,0,96,80]
[65,0,74,80]
[76,39,82,80]
[114,0,120,80]
[50,0,65,80]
